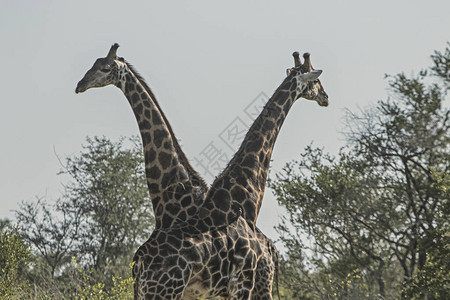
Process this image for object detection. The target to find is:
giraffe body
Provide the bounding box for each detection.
[132,215,262,299]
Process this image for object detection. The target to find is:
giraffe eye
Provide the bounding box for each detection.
[100,67,111,73]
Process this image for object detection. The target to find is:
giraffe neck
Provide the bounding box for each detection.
[204,75,299,228]
[115,60,207,229]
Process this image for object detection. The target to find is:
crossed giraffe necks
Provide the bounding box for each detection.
[121,66,280,298]
[117,62,206,229]
[205,75,298,228]
[118,62,280,298]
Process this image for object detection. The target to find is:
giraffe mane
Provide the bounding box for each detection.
[122,58,208,189]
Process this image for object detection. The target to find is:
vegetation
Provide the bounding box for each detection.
[269,44,449,299]
[0,225,31,299]
[3,136,152,299]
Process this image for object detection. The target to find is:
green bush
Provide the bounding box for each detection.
[0,225,31,299]
[72,258,135,300]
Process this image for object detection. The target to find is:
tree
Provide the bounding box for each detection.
[403,170,450,299]
[16,136,154,287]
[16,196,81,280]
[60,136,154,273]
[269,44,449,299]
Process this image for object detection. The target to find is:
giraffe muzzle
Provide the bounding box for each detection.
[75,80,87,94]
[319,98,329,107]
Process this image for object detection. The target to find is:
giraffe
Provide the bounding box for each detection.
[201,52,328,231]
[76,44,207,230]
[75,44,278,299]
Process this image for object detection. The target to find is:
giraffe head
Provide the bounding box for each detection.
[75,43,122,93]
[288,52,329,107]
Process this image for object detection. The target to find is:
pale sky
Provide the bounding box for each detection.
[1,0,449,242]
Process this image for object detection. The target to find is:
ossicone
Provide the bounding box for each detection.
[107,43,120,59]
[292,51,302,67]
[302,52,313,72]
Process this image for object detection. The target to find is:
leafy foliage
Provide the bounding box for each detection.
[0,225,31,299]
[270,44,449,298]
[403,170,450,299]
[72,258,135,300]
[58,136,154,272]
[14,136,154,296]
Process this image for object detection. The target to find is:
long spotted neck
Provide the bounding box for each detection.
[115,60,207,229]
[203,74,300,229]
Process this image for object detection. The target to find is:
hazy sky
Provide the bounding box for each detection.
[1,0,449,241]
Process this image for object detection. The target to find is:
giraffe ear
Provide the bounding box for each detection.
[299,70,322,82]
